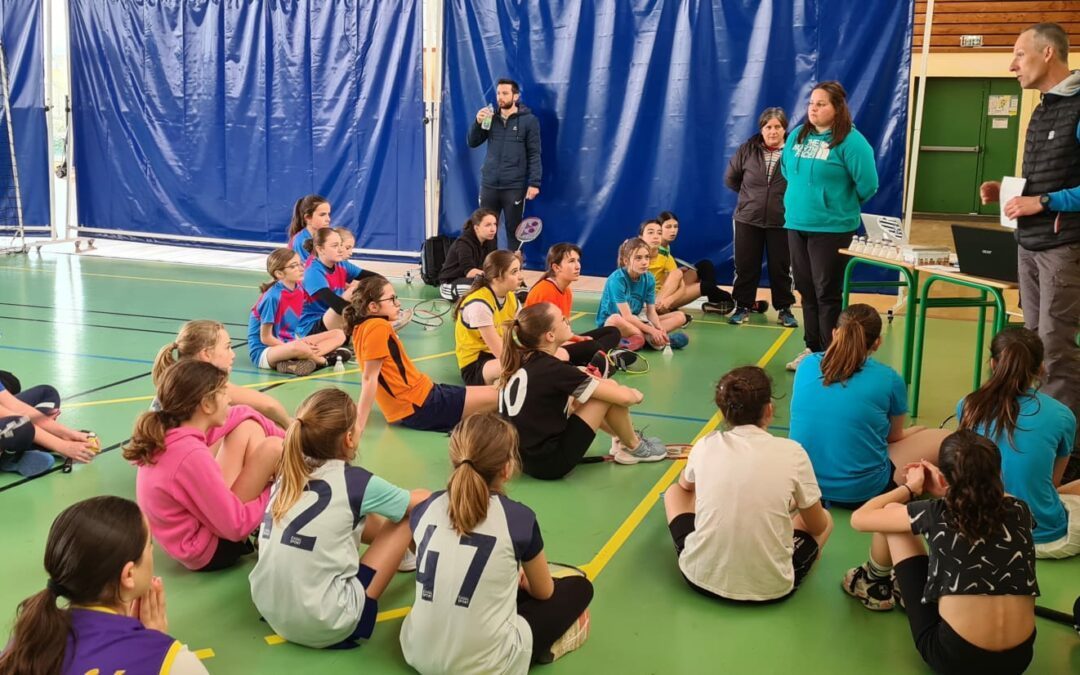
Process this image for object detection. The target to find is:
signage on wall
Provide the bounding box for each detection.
[987,95,1019,117]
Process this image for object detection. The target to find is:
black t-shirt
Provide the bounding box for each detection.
[497,352,599,454]
[907,497,1039,604]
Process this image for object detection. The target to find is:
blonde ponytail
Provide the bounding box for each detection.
[446,413,520,535]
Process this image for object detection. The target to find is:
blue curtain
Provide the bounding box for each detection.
[0,0,50,227]
[439,0,912,278]
[69,0,425,253]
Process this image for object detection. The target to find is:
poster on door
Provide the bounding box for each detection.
[988,95,1019,117]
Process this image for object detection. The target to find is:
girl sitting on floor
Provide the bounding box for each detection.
[596,237,689,351]
[250,388,427,649]
[789,303,948,508]
[0,496,208,675]
[346,277,499,434]
[653,211,736,316]
[248,248,347,376]
[126,360,283,571]
[958,327,1080,559]
[498,303,666,479]
[439,208,499,301]
[846,430,1037,675]
[664,366,832,602]
[400,413,594,673]
[0,372,96,477]
[286,194,330,265]
[454,250,525,385]
[298,228,379,338]
[525,242,622,368]
[155,319,291,429]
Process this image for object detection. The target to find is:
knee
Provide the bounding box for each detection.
[0,416,34,453]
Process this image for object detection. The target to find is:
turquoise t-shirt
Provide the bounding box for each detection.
[790,353,907,503]
[596,269,656,327]
[781,125,879,233]
[958,390,1076,544]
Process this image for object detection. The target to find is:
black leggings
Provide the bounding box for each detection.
[893,556,1035,675]
[732,221,795,310]
[517,576,594,663]
[0,385,62,458]
[563,326,621,366]
[685,260,732,305]
[788,229,853,352]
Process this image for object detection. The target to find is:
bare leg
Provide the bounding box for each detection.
[889,428,950,483]
[218,420,284,502]
[663,481,695,522]
[263,342,320,368]
[321,308,346,332]
[573,398,638,447]
[481,358,502,385]
[1059,479,1080,496]
[793,510,835,550]
[665,282,704,312]
[658,311,689,332]
[359,490,428,598]
[462,385,499,417]
[604,315,639,338]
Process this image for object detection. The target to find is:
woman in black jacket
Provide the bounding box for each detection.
[724,107,797,328]
[438,208,499,300]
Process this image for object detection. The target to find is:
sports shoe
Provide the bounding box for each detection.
[842,565,895,611]
[702,299,735,315]
[668,332,689,350]
[398,550,417,573]
[728,307,750,325]
[586,351,611,379]
[613,434,667,465]
[680,313,694,329]
[786,348,812,372]
[609,428,662,458]
[0,449,54,477]
[607,349,639,372]
[327,346,354,367]
[275,359,317,377]
[618,335,645,352]
[891,572,906,610]
[777,308,799,328]
[539,609,591,664]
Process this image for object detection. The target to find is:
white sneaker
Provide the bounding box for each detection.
[398,550,417,573]
[613,435,667,465]
[786,348,812,372]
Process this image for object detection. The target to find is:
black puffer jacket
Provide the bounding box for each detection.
[439,227,497,283]
[467,104,542,190]
[724,134,787,228]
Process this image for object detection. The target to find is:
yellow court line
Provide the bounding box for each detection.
[568,311,587,322]
[264,606,413,645]
[578,327,795,580]
[193,648,215,660]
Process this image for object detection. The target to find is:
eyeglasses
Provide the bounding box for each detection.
[284,262,304,270]
[378,295,400,305]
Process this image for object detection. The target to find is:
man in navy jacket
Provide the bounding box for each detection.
[468,78,542,249]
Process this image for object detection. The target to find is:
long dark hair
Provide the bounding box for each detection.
[819,304,881,385]
[464,208,498,240]
[959,328,1043,443]
[540,242,581,281]
[796,81,853,147]
[716,366,773,427]
[0,497,148,675]
[939,430,1009,542]
[287,194,328,239]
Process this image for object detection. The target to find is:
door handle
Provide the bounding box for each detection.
[920,145,981,153]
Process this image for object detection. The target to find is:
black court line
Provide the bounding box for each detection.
[0,301,248,328]
[66,371,154,401]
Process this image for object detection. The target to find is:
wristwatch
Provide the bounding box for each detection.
[1039,194,1052,210]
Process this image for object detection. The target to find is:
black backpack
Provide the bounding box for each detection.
[420,235,453,286]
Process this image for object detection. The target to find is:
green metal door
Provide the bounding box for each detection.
[912,78,1020,215]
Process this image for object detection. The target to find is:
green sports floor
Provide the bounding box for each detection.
[0,251,1077,674]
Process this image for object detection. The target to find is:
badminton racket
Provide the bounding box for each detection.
[407,298,454,331]
[579,443,692,464]
[514,216,543,252]
[1035,597,1080,636]
[606,348,649,375]
[548,561,588,579]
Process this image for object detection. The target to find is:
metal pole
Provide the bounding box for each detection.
[903,0,934,236]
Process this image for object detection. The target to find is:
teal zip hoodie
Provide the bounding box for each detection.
[781,125,879,233]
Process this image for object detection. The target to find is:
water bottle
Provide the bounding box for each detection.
[481,104,493,130]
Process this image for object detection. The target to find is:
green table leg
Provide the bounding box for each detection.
[841,257,858,310]
[900,268,918,385]
[974,290,987,388]
[910,275,935,419]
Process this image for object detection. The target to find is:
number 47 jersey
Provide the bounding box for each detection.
[249,459,410,648]
[400,491,544,675]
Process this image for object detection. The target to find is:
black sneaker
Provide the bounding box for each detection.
[608,349,639,372]
[332,346,354,365]
[702,299,735,315]
[587,351,611,378]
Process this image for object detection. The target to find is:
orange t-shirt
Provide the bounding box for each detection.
[524,277,573,317]
[351,317,433,423]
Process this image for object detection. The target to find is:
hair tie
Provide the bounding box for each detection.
[511,327,524,347]
[459,458,475,467]
[46,579,69,597]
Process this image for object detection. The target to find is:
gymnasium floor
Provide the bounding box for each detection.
[0,250,1077,674]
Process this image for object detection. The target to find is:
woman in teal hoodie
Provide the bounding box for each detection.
[781,81,878,372]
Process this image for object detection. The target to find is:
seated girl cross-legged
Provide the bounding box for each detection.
[596,237,689,351]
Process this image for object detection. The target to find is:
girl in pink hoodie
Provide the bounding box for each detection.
[125,360,284,571]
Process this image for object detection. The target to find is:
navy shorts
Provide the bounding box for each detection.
[328,564,379,649]
[460,351,495,386]
[400,384,467,433]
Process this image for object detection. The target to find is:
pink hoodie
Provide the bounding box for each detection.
[134,405,283,570]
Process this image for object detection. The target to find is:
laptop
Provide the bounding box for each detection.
[860,214,906,243]
[951,224,1018,283]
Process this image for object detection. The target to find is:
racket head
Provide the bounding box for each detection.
[665,443,692,460]
[515,216,543,243]
[409,298,453,330]
[548,561,588,579]
[607,349,649,374]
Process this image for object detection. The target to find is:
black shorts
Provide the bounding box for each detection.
[307,317,329,336]
[824,462,898,510]
[893,555,1035,674]
[460,352,496,386]
[399,384,467,433]
[196,537,255,572]
[667,513,819,603]
[522,415,597,481]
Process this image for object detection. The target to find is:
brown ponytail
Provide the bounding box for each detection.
[498,303,559,387]
[151,320,226,387]
[125,360,228,465]
[261,248,298,293]
[447,413,520,535]
[0,497,147,675]
[715,366,773,427]
[939,429,1008,542]
[454,249,518,320]
[287,194,328,240]
[303,226,340,256]
[959,327,1043,444]
[343,276,392,335]
[820,304,881,385]
[273,388,356,523]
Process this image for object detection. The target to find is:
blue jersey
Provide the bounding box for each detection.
[291,229,313,264]
[596,268,656,327]
[790,353,907,503]
[247,281,308,364]
[958,390,1076,544]
[298,259,363,336]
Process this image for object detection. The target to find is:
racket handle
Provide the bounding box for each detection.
[1034,604,1077,627]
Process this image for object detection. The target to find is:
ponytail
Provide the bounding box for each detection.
[151,341,180,388]
[304,227,340,257]
[151,320,225,387]
[287,194,328,240]
[261,248,297,293]
[820,304,881,385]
[959,327,1043,443]
[272,389,356,522]
[939,430,1008,542]
[343,277,392,335]
[454,249,517,320]
[498,303,558,387]
[447,413,520,535]
[0,590,69,675]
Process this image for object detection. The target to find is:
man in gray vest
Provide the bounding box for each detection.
[982,23,1080,469]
